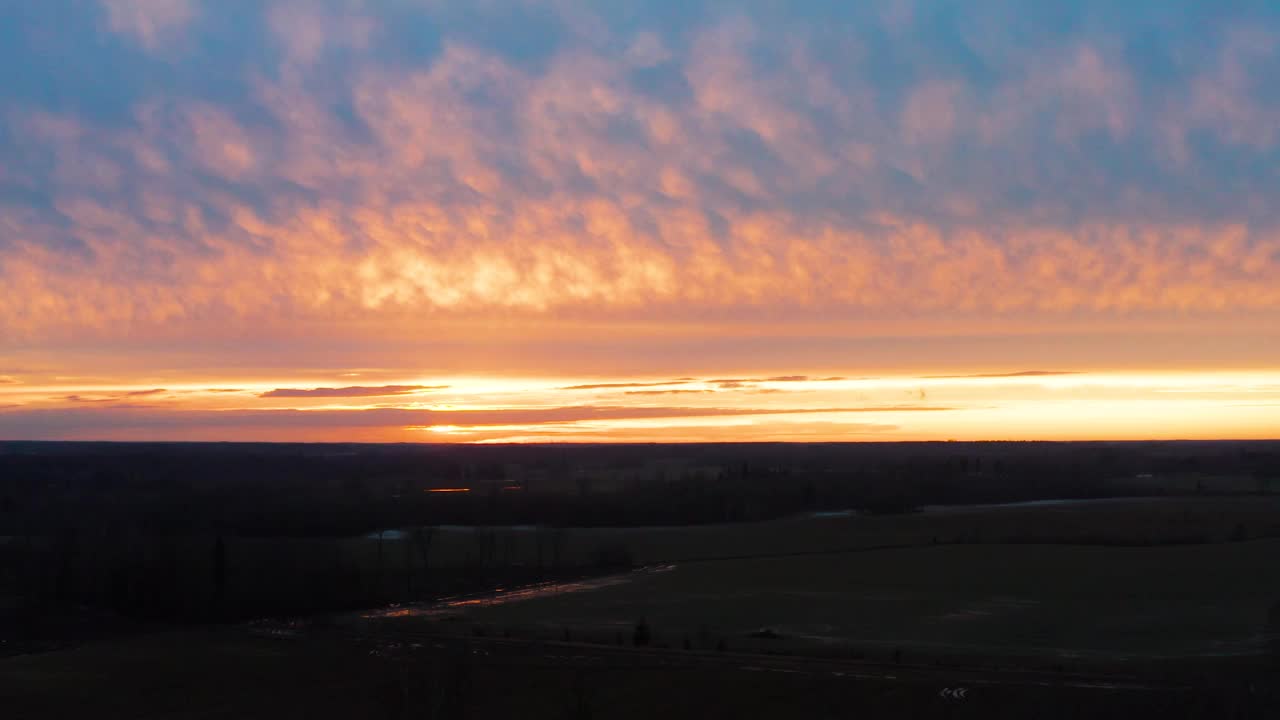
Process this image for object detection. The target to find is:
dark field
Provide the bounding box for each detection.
[5,627,1253,720]
[3,441,1279,718]
[400,538,1280,660]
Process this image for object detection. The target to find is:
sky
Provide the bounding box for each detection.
[2,0,1280,443]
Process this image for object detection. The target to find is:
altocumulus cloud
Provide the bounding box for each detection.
[99,0,198,51]
[259,385,448,398]
[0,0,1279,348]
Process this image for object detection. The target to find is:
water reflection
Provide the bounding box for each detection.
[363,564,675,619]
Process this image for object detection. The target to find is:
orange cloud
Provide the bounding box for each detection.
[259,385,447,398]
[923,371,1081,379]
[5,23,1280,347]
[562,381,690,390]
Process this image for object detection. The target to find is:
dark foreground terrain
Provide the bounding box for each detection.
[3,623,1276,720]
[3,441,1279,717]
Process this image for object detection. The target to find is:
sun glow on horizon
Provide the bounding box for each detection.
[2,369,1277,443]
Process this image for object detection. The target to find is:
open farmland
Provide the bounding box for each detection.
[338,495,1280,570]
[5,625,1258,720]
[364,537,1280,665]
[5,445,1280,719]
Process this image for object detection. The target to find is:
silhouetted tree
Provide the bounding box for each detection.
[212,535,226,616]
[439,647,472,719]
[1269,600,1280,669]
[374,528,385,599]
[402,531,414,597]
[633,617,651,647]
[550,528,567,569]
[412,526,434,588]
[567,670,593,720]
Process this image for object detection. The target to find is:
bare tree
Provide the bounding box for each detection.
[551,528,568,570]
[402,531,413,597]
[411,526,435,591]
[471,528,497,570]
[212,535,226,618]
[566,669,593,719]
[633,617,651,647]
[1269,600,1280,669]
[374,529,385,600]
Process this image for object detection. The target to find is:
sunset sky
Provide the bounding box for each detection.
[2,0,1280,442]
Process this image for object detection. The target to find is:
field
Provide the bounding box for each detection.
[280,497,1280,668]
[4,627,1246,720]
[336,495,1280,571]
[7,537,1280,719]
[6,497,1280,719]
[398,539,1280,663]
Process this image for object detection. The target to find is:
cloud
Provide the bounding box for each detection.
[3,3,1280,348]
[706,376,842,388]
[625,31,671,68]
[470,421,902,443]
[99,0,196,50]
[561,381,690,390]
[0,403,957,440]
[624,389,714,396]
[259,384,447,398]
[751,376,846,383]
[2,12,1280,345]
[0,376,18,385]
[841,405,954,413]
[267,1,377,67]
[923,371,1083,379]
[1,1,1280,446]
[60,389,168,403]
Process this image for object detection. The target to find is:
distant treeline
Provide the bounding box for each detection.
[1,440,1278,632]
[3,440,1277,536]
